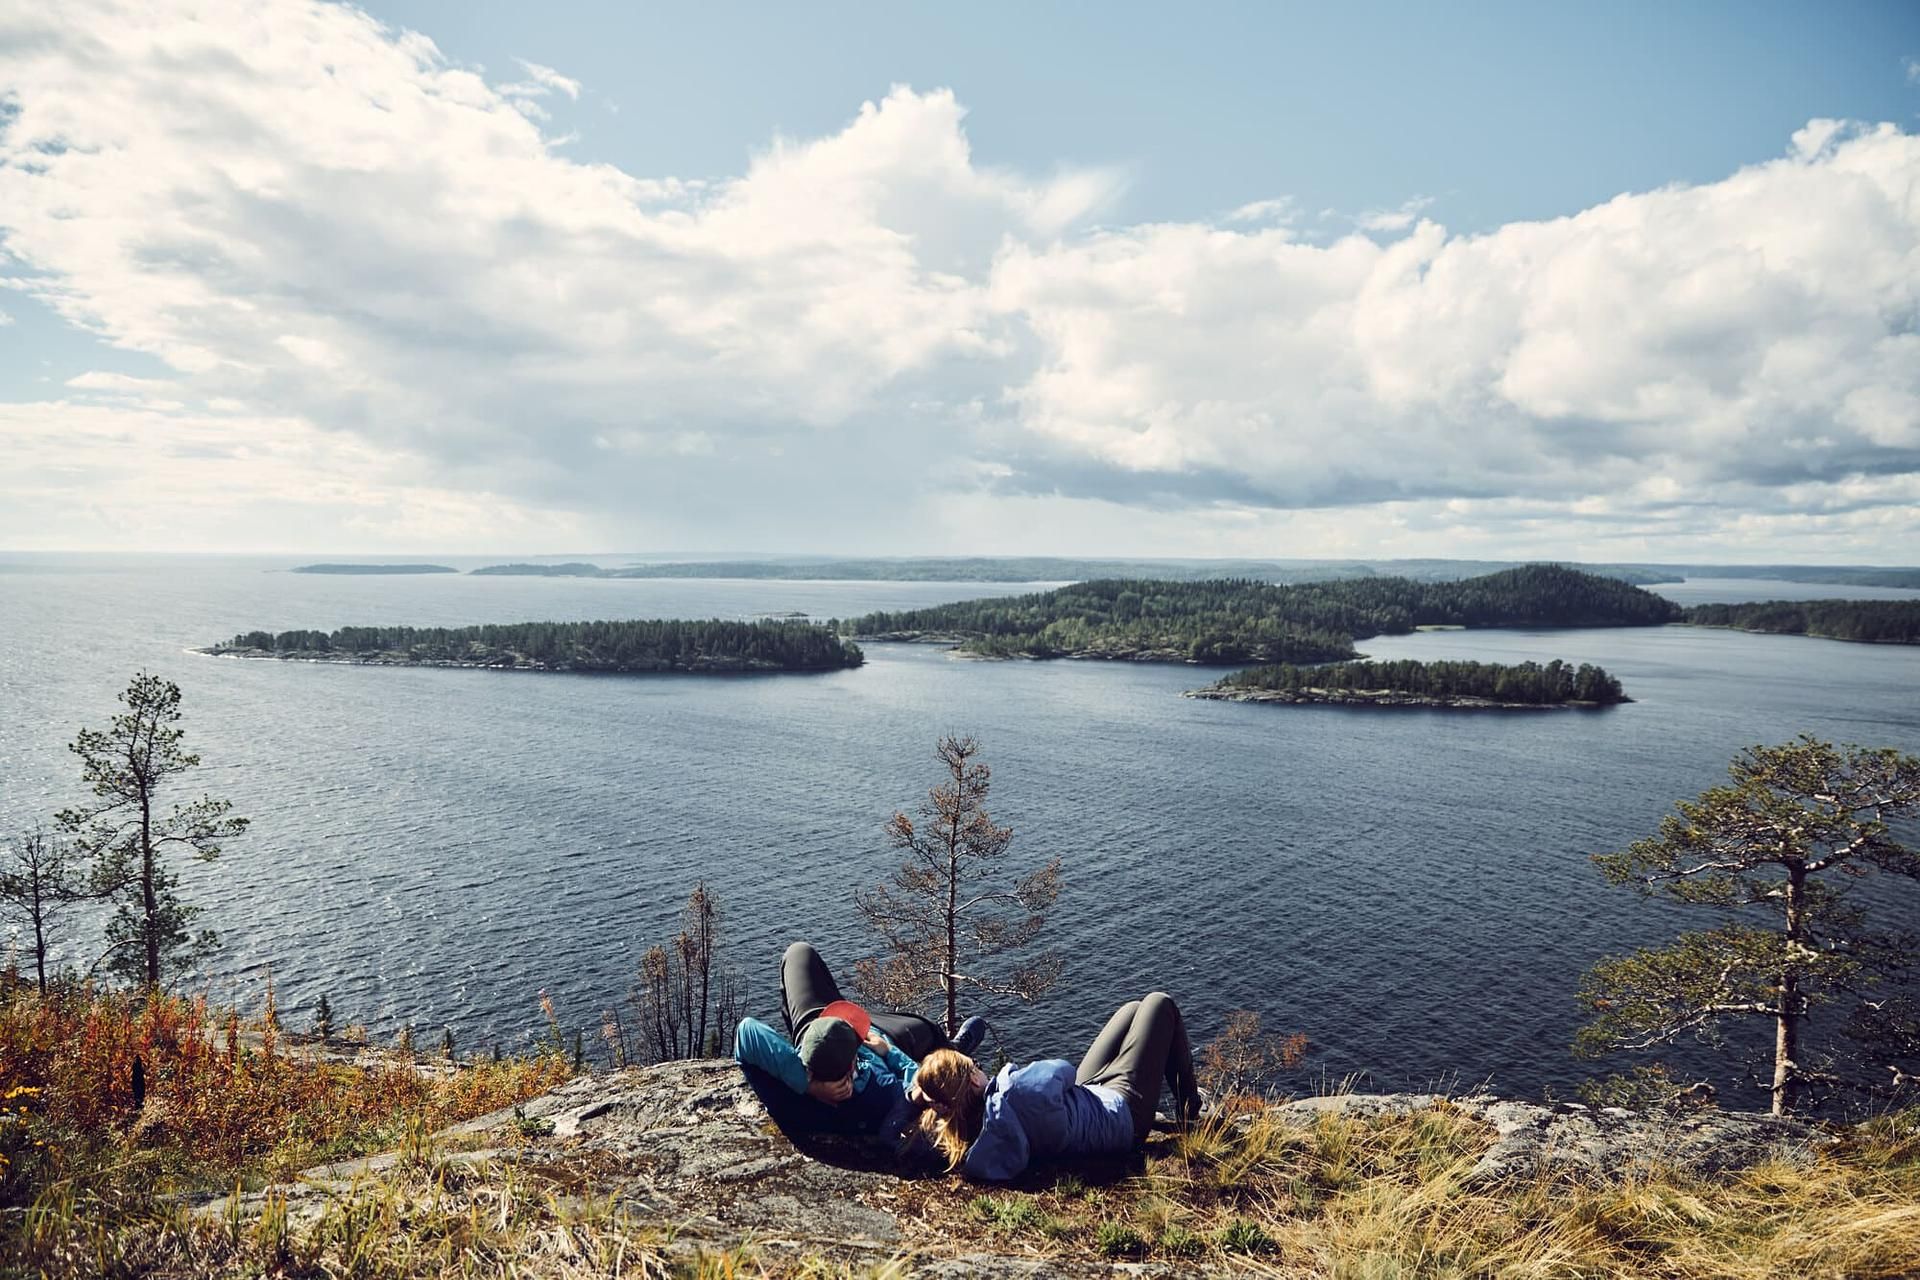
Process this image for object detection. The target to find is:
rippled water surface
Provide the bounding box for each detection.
[2,555,1917,1103]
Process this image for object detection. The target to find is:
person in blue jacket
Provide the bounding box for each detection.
[909,991,1203,1181]
[734,941,986,1145]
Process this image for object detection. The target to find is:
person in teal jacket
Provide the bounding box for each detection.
[910,991,1202,1181]
[734,1010,921,1141]
[734,941,986,1144]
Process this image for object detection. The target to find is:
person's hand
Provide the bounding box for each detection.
[806,1073,854,1105]
[863,1029,890,1054]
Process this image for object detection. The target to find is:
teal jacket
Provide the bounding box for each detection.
[733,1016,921,1136]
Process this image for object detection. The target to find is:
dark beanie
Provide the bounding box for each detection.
[799,1016,859,1080]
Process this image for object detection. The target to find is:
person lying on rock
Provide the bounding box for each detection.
[909,991,1203,1182]
[734,941,987,1145]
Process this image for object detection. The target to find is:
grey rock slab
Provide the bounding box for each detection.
[1265,1091,1828,1186]
[187,1059,1842,1273]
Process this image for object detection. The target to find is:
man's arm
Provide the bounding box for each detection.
[734,1017,809,1094]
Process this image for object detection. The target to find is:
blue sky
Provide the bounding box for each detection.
[3,1,1918,557]
[361,2,1920,228]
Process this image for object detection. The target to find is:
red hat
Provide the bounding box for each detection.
[819,1000,872,1040]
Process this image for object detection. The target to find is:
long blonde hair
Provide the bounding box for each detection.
[915,1049,986,1169]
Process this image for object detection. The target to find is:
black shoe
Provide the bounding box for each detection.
[953,1016,989,1057]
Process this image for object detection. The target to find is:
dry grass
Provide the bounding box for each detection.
[7,980,1918,1278]
[7,1153,900,1279]
[9,1099,1918,1278]
[896,1097,1920,1278]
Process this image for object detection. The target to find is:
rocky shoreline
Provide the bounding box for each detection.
[1184,686,1620,709]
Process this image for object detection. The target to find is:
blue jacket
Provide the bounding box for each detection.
[734,1017,920,1138]
[962,1060,1136,1182]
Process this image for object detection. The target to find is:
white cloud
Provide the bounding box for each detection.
[66,370,179,393]
[1356,195,1436,233]
[513,58,581,100]
[498,58,580,118]
[988,121,1920,533]
[1905,56,1920,85]
[0,398,587,551]
[0,0,1914,558]
[1225,197,1295,225]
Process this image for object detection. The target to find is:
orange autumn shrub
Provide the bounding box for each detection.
[0,982,571,1195]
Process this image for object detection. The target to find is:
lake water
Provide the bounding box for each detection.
[2,556,1917,1105]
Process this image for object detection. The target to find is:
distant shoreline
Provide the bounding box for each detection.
[291,564,458,575]
[1677,622,1917,645]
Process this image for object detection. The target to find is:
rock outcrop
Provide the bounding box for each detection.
[199,1061,1833,1277]
[1269,1092,1827,1187]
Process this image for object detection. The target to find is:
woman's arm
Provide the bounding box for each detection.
[864,1029,920,1089]
[962,1089,1031,1181]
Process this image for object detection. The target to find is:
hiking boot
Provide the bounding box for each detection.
[953,1015,989,1057]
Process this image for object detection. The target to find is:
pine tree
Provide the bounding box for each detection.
[0,827,86,996]
[1577,737,1920,1115]
[58,673,249,990]
[854,735,1062,1035]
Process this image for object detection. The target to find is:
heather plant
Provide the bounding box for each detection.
[1196,1008,1309,1108]
[0,983,571,1207]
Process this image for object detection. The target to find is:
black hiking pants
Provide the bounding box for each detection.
[1075,992,1201,1140]
[779,941,950,1061]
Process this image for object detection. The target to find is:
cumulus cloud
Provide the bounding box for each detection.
[988,120,1920,540]
[0,0,1915,556]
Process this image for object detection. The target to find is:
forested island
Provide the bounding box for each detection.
[291,563,457,575]
[1680,600,1920,644]
[204,619,864,673]
[1188,658,1629,708]
[468,562,606,577]
[846,565,1682,664]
